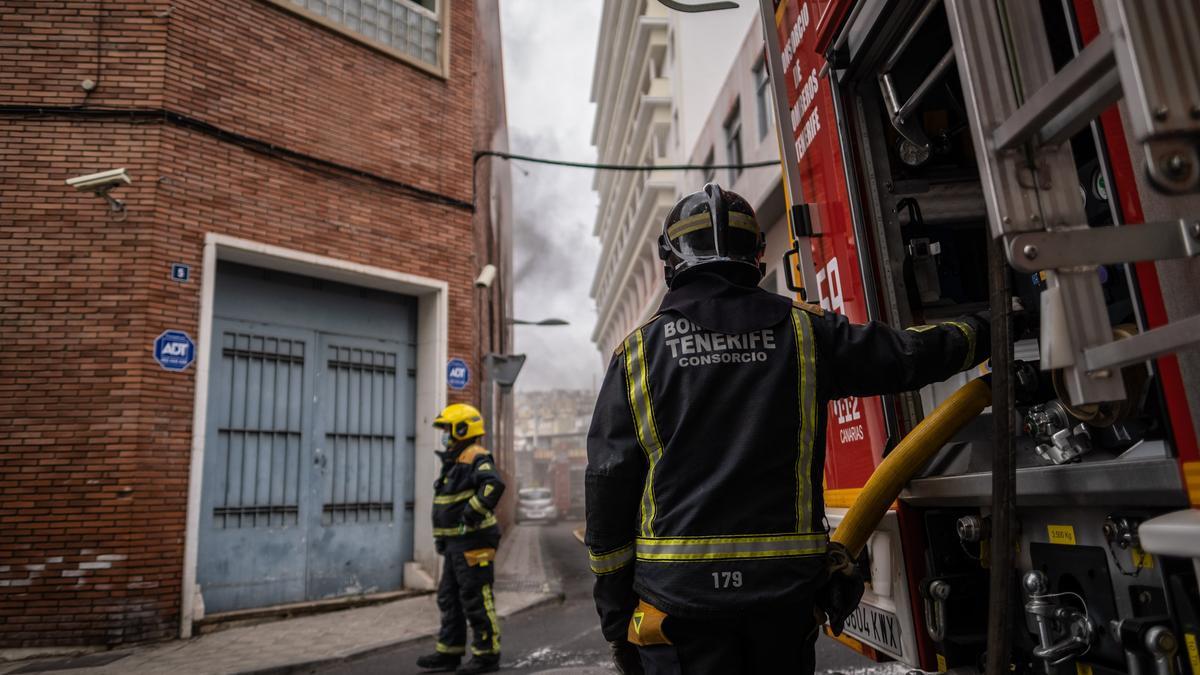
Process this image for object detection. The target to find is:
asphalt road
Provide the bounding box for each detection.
[314,521,894,675]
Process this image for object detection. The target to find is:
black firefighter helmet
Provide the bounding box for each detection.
[658,183,766,287]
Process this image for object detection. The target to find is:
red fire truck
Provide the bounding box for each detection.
[662,0,1200,672]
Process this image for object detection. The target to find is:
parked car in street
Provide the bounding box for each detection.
[516,487,558,524]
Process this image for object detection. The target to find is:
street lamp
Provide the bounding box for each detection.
[508,318,569,326]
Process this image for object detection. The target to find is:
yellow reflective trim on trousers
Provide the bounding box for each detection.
[624,329,664,538]
[945,320,976,370]
[634,533,827,561]
[432,514,497,537]
[588,543,634,575]
[477,584,501,655]
[433,489,474,504]
[436,642,465,654]
[791,308,817,533]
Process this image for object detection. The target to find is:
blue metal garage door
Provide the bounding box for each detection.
[198,263,417,614]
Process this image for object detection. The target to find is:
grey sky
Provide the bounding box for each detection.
[501,0,605,393]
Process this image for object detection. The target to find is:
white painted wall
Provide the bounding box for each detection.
[590,0,763,357]
[670,2,759,163]
[682,14,793,298]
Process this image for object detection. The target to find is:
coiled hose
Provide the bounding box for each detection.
[831,375,993,557]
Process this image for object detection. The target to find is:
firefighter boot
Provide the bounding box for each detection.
[456,655,500,674]
[415,652,463,672]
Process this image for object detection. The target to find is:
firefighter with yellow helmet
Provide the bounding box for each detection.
[416,403,506,674]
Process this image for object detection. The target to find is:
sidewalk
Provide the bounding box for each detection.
[1,525,560,675]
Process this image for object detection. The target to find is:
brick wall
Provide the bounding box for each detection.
[1,0,489,647]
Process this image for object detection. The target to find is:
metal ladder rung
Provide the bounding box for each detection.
[945,0,1200,404]
[1038,68,1121,149]
[1006,219,1200,273]
[1085,313,1200,373]
[946,0,1126,405]
[896,50,957,127]
[992,32,1120,152]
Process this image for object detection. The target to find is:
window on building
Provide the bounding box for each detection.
[724,100,743,184]
[702,149,716,185]
[286,0,443,71]
[754,58,771,140]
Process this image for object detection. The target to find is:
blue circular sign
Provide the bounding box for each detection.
[447,358,470,390]
[154,330,195,372]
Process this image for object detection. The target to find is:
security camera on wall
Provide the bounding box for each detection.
[66,168,131,216]
[475,264,498,289]
[66,168,131,193]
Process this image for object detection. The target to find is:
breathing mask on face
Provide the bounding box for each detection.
[440,428,454,449]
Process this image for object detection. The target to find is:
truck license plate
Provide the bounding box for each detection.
[841,603,904,659]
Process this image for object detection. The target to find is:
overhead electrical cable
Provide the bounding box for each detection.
[473,150,780,172]
[2,105,782,214]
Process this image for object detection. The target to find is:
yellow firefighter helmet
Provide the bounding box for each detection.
[433,403,486,442]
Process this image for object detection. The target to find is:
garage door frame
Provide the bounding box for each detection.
[179,233,449,638]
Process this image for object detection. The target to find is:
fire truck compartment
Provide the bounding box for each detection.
[838,0,1171,483]
[823,0,1196,672]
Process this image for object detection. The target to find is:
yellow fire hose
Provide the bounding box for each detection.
[831,376,993,557]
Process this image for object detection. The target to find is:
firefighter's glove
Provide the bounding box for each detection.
[816,542,865,637]
[609,640,644,675]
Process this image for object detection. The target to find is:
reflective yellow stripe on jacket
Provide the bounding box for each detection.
[906,321,977,370]
[635,533,827,562]
[624,329,665,538]
[589,535,827,574]
[588,543,635,575]
[468,495,491,516]
[790,308,818,533]
[433,514,498,537]
[945,320,976,370]
[433,489,475,505]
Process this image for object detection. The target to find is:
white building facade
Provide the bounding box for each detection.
[684,19,792,299]
[590,2,788,357]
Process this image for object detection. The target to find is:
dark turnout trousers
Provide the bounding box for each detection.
[636,604,819,675]
[435,548,501,659]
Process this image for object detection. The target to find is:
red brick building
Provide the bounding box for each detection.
[0,0,512,647]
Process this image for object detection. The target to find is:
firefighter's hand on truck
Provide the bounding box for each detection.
[816,542,865,637]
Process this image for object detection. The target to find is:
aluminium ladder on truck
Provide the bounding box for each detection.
[943,5,1200,670]
[942,0,1200,407]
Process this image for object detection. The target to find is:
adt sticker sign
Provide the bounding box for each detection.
[154,330,195,372]
[447,358,470,390]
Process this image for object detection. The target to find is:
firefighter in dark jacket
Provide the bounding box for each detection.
[416,404,505,674]
[585,184,990,675]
